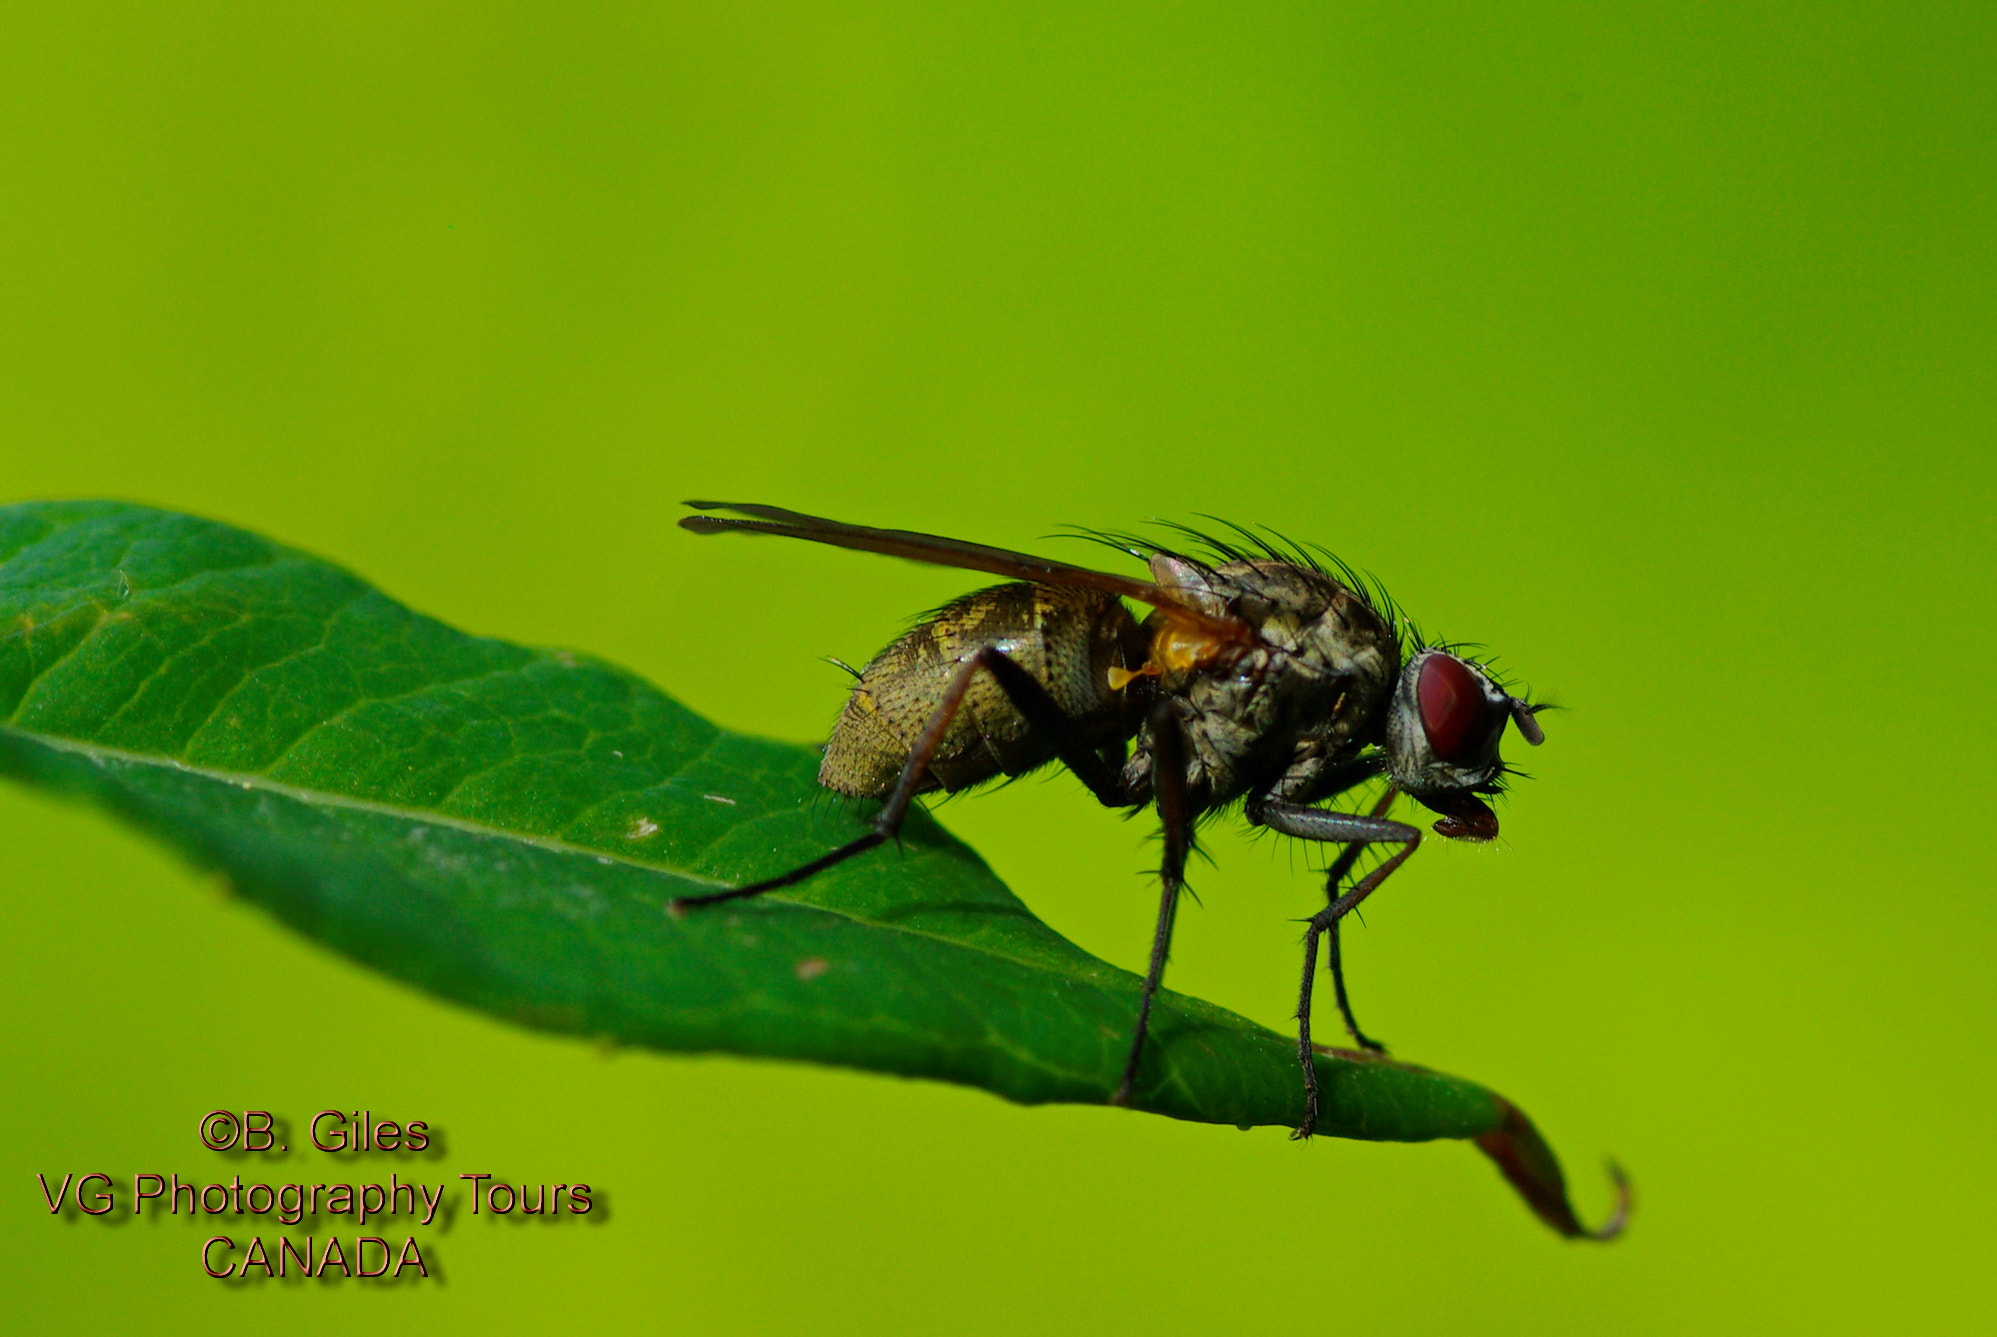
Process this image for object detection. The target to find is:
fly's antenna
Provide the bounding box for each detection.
[1509,698,1558,746]
[1510,700,1547,746]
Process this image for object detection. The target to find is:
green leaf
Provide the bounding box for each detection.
[0,501,1623,1238]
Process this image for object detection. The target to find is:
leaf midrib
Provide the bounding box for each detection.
[0,726,1248,1024]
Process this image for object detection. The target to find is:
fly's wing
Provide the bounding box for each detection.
[680,500,1247,642]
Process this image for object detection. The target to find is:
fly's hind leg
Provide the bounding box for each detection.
[669,645,1132,914]
[1248,793,1422,1139]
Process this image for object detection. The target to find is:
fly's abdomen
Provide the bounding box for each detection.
[819,583,1145,797]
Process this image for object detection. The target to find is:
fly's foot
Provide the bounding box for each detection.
[667,893,732,918]
[1292,1058,1322,1140]
[1291,1092,1320,1141]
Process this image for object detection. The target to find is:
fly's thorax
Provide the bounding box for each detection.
[1123,556,1400,807]
[818,582,1145,798]
[1148,555,1398,687]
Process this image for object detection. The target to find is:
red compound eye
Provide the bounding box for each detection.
[1417,655,1496,764]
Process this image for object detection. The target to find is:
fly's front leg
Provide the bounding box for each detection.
[1322,918,1380,1053]
[670,646,1132,913]
[1315,788,1403,1055]
[1248,794,1422,1139]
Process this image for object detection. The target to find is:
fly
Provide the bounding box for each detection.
[669,501,1548,1137]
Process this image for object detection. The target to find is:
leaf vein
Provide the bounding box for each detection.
[188,584,373,735]
[92,611,259,738]
[0,728,1174,993]
[255,654,543,774]
[4,608,113,723]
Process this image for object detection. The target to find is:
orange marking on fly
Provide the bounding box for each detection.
[1108,617,1244,690]
[1107,663,1159,691]
[1153,616,1238,672]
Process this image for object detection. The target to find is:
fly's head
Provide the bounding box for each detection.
[1383,649,1547,842]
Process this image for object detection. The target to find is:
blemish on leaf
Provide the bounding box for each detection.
[552,650,578,667]
[625,816,660,839]
[795,957,830,981]
[702,793,737,806]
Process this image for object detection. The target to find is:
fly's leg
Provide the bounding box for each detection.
[1111,699,1191,1108]
[1322,919,1382,1053]
[1249,795,1422,1139]
[973,648,1131,806]
[1317,787,1404,1055]
[1293,843,1418,1139]
[669,646,1132,913]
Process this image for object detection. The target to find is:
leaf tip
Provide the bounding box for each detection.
[1591,1159,1634,1242]
[1473,1101,1632,1242]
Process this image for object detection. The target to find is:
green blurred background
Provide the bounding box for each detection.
[2,1,1991,1331]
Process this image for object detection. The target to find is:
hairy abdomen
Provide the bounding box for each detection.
[820,583,1146,798]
